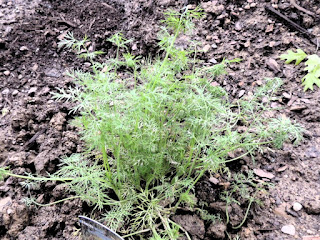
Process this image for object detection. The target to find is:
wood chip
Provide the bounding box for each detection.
[276,165,288,172]
[265,24,274,33]
[290,105,307,111]
[253,168,275,179]
[282,92,291,99]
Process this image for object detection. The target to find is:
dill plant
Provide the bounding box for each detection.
[0,7,303,239]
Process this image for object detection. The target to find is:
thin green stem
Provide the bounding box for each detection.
[232,198,254,229]
[122,228,151,238]
[4,172,73,182]
[29,196,80,207]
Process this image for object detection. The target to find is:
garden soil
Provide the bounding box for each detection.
[0,0,320,239]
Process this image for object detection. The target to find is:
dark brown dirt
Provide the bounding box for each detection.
[1,0,320,239]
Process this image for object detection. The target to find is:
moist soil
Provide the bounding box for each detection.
[1,0,320,239]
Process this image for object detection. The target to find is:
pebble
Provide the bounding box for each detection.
[12,90,18,96]
[3,70,10,76]
[1,88,9,95]
[238,90,245,98]
[281,225,295,236]
[293,202,303,212]
[45,68,61,78]
[235,21,243,31]
[19,46,29,51]
[202,44,211,53]
[211,43,217,49]
[282,92,291,99]
[209,58,217,64]
[28,87,37,96]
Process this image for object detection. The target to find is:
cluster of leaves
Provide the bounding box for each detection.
[0,7,303,239]
[280,49,320,91]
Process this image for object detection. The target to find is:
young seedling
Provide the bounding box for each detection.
[280,48,320,91]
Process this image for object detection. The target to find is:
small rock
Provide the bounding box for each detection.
[281,224,295,236]
[31,63,38,72]
[3,70,10,76]
[132,43,137,51]
[286,207,300,217]
[28,87,38,96]
[244,4,250,10]
[202,44,211,53]
[306,230,314,235]
[293,202,303,212]
[209,177,219,185]
[211,43,217,49]
[19,46,29,51]
[209,58,217,64]
[235,21,243,31]
[250,3,256,7]
[12,90,19,96]
[282,92,291,99]
[238,89,245,98]
[45,68,61,78]
[1,88,10,95]
[266,24,274,33]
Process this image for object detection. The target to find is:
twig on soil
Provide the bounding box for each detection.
[289,0,316,17]
[88,18,96,31]
[265,5,318,46]
[22,128,46,150]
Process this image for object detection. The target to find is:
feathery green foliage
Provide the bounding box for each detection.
[0,7,303,239]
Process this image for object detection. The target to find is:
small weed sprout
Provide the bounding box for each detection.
[280,49,320,91]
[0,7,303,239]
